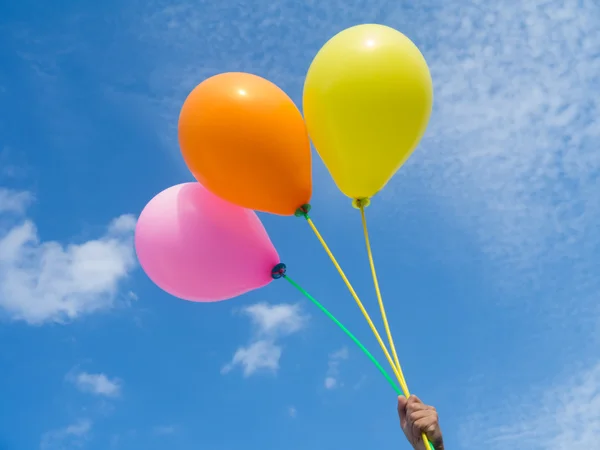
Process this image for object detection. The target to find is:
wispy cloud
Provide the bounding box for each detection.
[0,188,137,324]
[288,406,298,418]
[222,303,308,377]
[383,0,600,301]
[222,340,282,377]
[0,188,33,214]
[243,303,307,337]
[459,361,600,449]
[324,347,349,390]
[0,147,29,179]
[69,371,122,398]
[153,425,177,435]
[40,419,92,450]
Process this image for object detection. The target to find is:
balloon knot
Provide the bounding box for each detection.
[294,204,312,218]
[271,263,287,279]
[352,198,371,209]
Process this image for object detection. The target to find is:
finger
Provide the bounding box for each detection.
[408,409,435,424]
[408,395,423,405]
[424,422,440,438]
[413,416,438,438]
[411,419,424,445]
[406,397,429,414]
[397,396,408,428]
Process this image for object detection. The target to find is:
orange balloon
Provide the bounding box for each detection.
[178,72,312,216]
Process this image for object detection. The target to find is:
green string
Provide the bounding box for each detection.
[282,274,401,395]
[283,274,435,450]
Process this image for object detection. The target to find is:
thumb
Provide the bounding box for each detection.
[397,396,408,428]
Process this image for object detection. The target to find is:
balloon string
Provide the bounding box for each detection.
[302,215,408,394]
[298,214,435,450]
[359,205,433,450]
[282,274,401,395]
[359,205,408,390]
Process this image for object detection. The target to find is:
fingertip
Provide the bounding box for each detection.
[397,396,407,413]
[409,395,422,404]
[397,396,408,428]
[397,396,407,415]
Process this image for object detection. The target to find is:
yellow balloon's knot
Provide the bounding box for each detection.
[352,198,371,209]
[294,204,312,218]
[271,263,287,279]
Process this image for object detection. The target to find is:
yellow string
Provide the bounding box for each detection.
[359,205,432,450]
[305,213,433,450]
[304,217,409,396]
[359,205,408,388]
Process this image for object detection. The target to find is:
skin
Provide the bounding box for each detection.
[397,395,444,450]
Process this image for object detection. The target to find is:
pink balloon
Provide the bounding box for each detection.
[135,183,280,302]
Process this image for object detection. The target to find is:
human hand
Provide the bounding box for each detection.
[397,395,444,450]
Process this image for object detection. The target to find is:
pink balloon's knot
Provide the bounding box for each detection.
[271,263,287,279]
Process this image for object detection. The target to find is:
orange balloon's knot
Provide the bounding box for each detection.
[294,204,312,218]
[352,198,371,209]
[271,263,287,279]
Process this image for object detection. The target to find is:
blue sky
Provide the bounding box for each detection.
[1,0,599,449]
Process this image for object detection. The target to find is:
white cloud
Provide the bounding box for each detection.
[0,188,33,214]
[70,372,122,398]
[324,377,336,390]
[288,406,297,418]
[222,303,308,377]
[108,214,137,234]
[0,188,137,324]
[459,361,600,450]
[40,419,92,450]
[243,303,307,337]
[324,347,348,390]
[222,340,281,377]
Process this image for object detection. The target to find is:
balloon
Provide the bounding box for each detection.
[178,72,312,216]
[303,24,433,201]
[135,183,280,302]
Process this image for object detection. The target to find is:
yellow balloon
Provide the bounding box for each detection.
[303,24,433,201]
